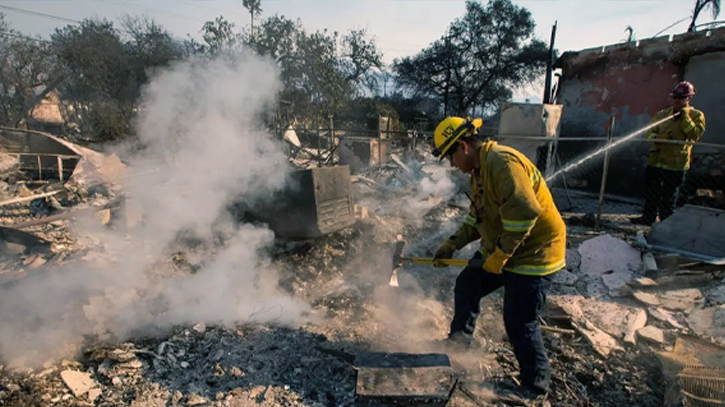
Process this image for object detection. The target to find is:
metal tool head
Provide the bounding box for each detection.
[389,240,407,288]
[392,240,407,268]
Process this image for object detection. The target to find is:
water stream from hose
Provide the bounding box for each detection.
[545,114,676,183]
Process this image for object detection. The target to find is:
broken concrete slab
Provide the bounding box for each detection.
[647,307,687,330]
[580,275,609,299]
[548,295,585,319]
[565,248,581,271]
[633,291,660,307]
[578,234,642,295]
[88,388,102,403]
[707,285,725,306]
[552,269,578,286]
[637,326,667,345]
[60,370,96,397]
[602,270,636,296]
[581,301,647,344]
[578,234,642,275]
[571,318,623,358]
[548,296,647,344]
[687,305,725,345]
[628,277,658,289]
[632,288,704,314]
[656,289,704,313]
[649,205,725,261]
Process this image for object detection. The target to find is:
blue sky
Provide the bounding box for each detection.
[0,0,718,101]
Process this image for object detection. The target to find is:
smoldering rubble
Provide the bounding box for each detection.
[0,53,723,407]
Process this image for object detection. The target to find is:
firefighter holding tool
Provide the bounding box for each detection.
[431,116,567,397]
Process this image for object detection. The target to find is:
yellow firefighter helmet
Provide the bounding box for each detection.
[432,116,483,159]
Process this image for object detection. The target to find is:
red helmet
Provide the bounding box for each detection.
[671,81,696,98]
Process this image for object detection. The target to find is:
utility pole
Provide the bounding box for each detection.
[543,21,557,104]
[443,35,451,116]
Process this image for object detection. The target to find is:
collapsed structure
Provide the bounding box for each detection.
[554,27,725,199]
[0,27,724,407]
[0,112,724,407]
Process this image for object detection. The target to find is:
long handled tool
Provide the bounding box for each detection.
[389,240,483,287]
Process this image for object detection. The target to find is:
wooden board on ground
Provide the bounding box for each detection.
[354,352,455,406]
[649,205,725,260]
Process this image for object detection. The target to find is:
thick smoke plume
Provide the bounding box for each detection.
[0,53,311,367]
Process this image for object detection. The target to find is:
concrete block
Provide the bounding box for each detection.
[649,205,725,260]
[637,325,667,345]
[60,370,96,397]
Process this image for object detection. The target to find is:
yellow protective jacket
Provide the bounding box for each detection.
[647,106,706,170]
[448,141,567,276]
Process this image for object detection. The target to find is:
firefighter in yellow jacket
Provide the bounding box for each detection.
[631,81,706,225]
[431,116,566,397]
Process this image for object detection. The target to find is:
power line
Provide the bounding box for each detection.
[651,17,690,37]
[160,0,246,18]
[93,0,208,25]
[0,4,80,24]
[0,4,189,46]
[0,31,51,44]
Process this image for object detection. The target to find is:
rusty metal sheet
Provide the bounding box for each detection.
[236,165,355,239]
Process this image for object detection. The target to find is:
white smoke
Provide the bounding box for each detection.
[0,52,311,367]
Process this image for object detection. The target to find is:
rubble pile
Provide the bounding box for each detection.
[0,325,358,407]
[0,142,724,407]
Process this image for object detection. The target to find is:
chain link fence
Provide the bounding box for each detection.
[545,136,725,228]
[279,119,725,230]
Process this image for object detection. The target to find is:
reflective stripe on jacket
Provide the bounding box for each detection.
[647,106,706,170]
[448,141,567,276]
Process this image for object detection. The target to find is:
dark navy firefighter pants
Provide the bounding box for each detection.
[450,251,554,393]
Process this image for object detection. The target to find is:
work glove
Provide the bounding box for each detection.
[674,107,690,121]
[433,240,457,268]
[483,247,511,275]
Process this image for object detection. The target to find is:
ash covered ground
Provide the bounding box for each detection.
[1,54,715,407]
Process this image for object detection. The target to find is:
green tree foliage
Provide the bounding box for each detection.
[392,0,549,116]
[688,0,721,31]
[242,0,263,38]
[200,16,243,55]
[51,17,182,140]
[249,15,383,125]
[121,16,184,83]
[0,13,60,125]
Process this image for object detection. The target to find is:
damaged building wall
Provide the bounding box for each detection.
[555,27,725,197]
[684,51,725,152]
[0,127,80,180]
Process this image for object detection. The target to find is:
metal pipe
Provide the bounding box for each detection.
[291,129,725,149]
[633,242,725,265]
[595,116,615,230]
[543,21,557,104]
